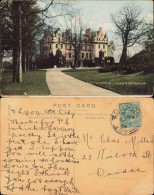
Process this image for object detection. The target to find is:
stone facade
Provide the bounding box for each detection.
[40,26,114,66]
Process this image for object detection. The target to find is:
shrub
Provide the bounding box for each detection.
[98,64,118,73]
[125,49,154,74]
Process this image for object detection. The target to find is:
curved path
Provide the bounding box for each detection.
[46,68,119,96]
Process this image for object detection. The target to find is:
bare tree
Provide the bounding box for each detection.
[111,3,148,65]
[65,11,87,69]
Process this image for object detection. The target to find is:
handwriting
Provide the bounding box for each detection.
[126,135,154,150]
[3,106,80,194]
[89,167,146,178]
[2,105,153,194]
[97,148,137,160]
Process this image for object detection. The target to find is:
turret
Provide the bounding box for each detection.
[99,27,103,33]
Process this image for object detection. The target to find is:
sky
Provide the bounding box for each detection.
[70,1,152,32]
[38,0,153,62]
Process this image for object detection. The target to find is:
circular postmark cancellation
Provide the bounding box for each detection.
[110,102,142,136]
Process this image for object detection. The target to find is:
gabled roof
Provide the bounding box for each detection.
[55,28,61,34]
[91,30,99,37]
[50,28,55,35]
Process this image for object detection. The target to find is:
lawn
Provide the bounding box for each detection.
[1,70,50,95]
[62,69,154,95]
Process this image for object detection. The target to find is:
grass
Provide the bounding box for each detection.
[1,70,50,95]
[62,69,154,95]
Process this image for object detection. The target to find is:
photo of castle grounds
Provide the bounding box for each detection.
[1,1,153,95]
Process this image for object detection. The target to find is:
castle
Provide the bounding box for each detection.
[40,26,114,67]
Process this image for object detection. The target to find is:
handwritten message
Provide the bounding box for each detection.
[2,107,80,194]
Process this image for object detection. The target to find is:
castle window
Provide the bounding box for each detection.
[61,44,63,49]
[99,38,100,41]
[103,45,105,49]
[56,44,58,48]
[69,53,71,58]
[69,45,72,50]
[90,53,92,59]
[58,37,60,42]
[82,53,84,59]
[99,44,100,49]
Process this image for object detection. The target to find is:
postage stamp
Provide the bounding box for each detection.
[110,102,142,136]
[119,102,142,129]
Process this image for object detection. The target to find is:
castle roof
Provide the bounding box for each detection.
[91,31,97,37]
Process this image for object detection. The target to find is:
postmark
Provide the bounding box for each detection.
[110,102,142,136]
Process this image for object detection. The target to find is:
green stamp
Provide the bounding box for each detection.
[119,102,142,129]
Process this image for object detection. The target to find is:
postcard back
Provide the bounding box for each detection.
[1,97,154,195]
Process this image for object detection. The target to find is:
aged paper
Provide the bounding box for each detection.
[1,97,154,195]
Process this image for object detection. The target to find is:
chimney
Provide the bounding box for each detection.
[66,29,71,36]
[44,30,48,38]
[85,28,91,37]
[44,29,51,38]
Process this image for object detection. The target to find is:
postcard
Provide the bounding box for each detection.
[1,0,153,96]
[1,97,154,194]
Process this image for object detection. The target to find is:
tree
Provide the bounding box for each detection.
[65,11,87,69]
[142,23,154,73]
[144,23,154,54]
[12,0,45,80]
[0,0,12,80]
[111,3,148,65]
[12,1,22,82]
[1,0,71,82]
[121,23,154,74]
[21,1,44,72]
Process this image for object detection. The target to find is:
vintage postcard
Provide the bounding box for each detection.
[0,0,153,96]
[1,97,154,194]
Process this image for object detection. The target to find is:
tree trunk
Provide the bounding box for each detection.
[12,44,18,82]
[12,1,19,82]
[22,44,26,72]
[26,52,30,72]
[18,3,22,82]
[29,56,32,70]
[22,27,26,72]
[120,44,127,65]
[120,34,128,65]
[29,47,33,70]
[12,1,22,82]
[73,49,78,69]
